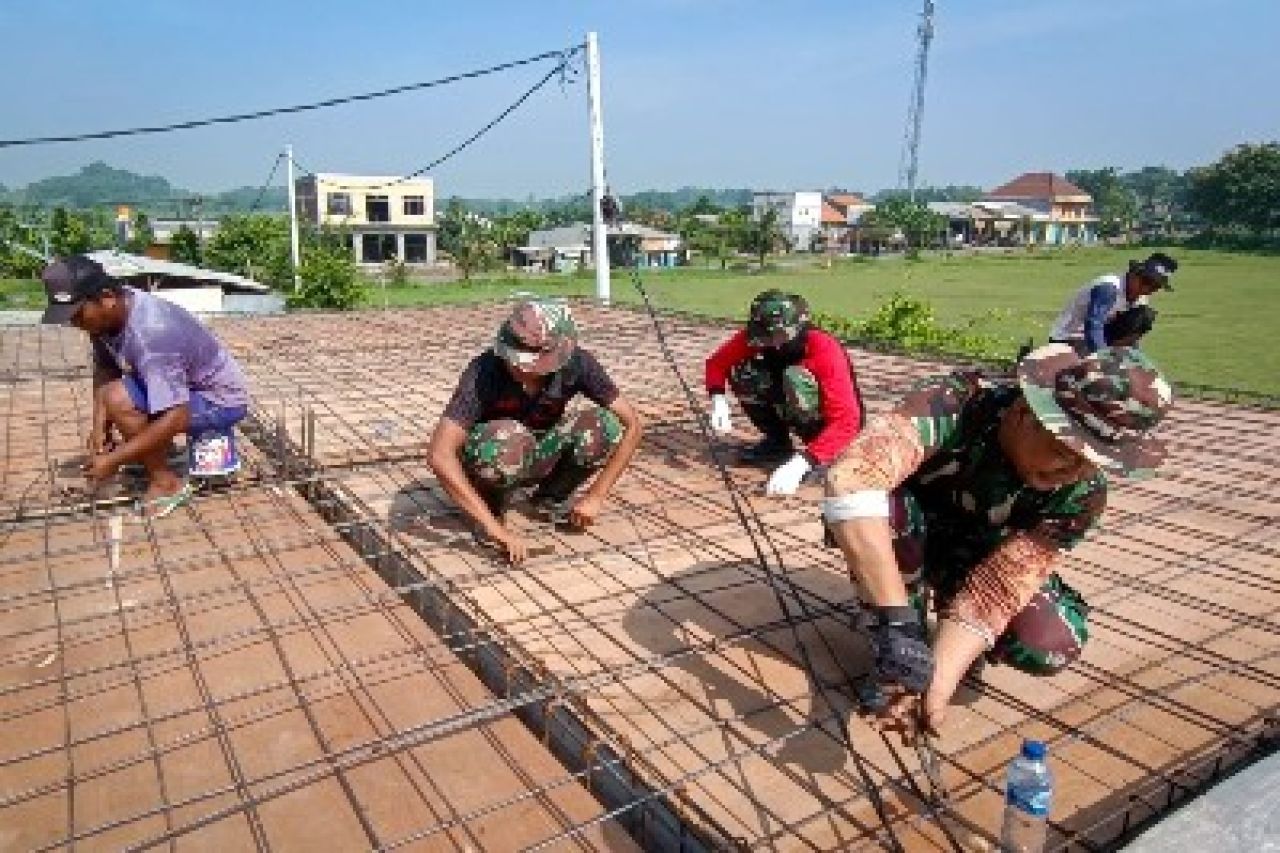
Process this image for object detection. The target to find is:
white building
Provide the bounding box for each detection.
[294,173,437,266]
[751,191,824,251]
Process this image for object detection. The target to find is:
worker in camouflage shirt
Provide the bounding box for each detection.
[429,299,643,564]
[821,344,1173,737]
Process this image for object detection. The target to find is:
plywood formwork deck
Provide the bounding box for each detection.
[2,301,1276,851]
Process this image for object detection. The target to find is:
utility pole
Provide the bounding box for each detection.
[898,0,936,203]
[285,144,301,291]
[585,32,610,303]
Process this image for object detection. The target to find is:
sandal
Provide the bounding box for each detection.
[135,482,197,521]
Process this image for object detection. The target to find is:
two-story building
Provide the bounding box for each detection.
[984,172,1097,244]
[751,191,824,251]
[294,173,437,267]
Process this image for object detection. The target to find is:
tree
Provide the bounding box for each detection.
[203,214,292,288]
[126,211,154,254]
[488,210,544,265]
[873,185,983,204]
[681,208,743,270]
[453,216,497,280]
[0,207,46,278]
[1186,142,1280,236]
[169,225,202,265]
[1066,168,1138,239]
[290,237,365,310]
[1121,166,1188,236]
[740,208,787,268]
[436,197,467,258]
[49,207,91,257]
[438,201,497,279]
[862,198,945,248]
[685,194,722,216]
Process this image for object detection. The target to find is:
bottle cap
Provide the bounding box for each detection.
[1022,740,1047,760]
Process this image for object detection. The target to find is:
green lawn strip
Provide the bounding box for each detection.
[379,248,1269,397]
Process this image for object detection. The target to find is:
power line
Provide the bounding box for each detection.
[0,47,578,149]
[248,154,286,213]
[291,46,584,195]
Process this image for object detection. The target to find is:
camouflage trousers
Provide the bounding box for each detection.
[462,407,623,495]
[888,489,1090,676]
[729,361,824,442]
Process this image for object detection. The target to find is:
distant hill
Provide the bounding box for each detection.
[20,161,176,209]
[13,163,1008,217]
[1,164,760,217]
[2,162,289,215]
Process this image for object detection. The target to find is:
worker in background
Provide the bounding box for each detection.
[1049,252,1177,355]
[705,290,865,495]
[821,344,1173,737]
[41,254,249,518]
[429,298,643,565]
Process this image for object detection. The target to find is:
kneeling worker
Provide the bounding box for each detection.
[429,299,643,565]
[41,254,249,517]
[821,344,1172,736]
[1050,251,1177,355]
[705,290,864,495]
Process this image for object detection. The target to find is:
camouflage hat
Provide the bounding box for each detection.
[493,299,577,375]
[1018,344,1173,479]
[746,290,810,347]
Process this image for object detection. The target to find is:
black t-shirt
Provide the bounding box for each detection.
[442,348,619,431]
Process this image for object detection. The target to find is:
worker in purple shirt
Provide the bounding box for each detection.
[41,255,249,518]
[1049,252,1177,355]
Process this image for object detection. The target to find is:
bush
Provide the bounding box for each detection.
[289,243,365,310]
[204,214,292,288]
[383,259,411,288]
[813,293,1016,363]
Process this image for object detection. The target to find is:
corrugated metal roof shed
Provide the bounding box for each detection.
[85,249,270,294]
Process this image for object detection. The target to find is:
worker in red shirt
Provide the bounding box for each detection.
[705,290,865,495]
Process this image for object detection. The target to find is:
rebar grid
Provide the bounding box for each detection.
[1,302,1275,851]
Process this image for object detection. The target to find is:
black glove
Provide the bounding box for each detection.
[873,606,934,692]
[1105,304,1157,345]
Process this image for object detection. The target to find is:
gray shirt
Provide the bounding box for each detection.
[92,286,248,413]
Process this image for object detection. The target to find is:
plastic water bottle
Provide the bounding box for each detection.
[1000,739,1053,852]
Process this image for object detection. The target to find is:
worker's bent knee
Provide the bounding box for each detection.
[781,365,822,421]
[992,575,1089,676]
[566,407,623,467]
[462,419,535,488]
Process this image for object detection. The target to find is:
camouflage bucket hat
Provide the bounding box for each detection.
[746,290,810,347]
[493,299,578,375]
[1018,344,1173,479]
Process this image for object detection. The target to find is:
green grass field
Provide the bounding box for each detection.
[378,247,1276,397]
[6,246,1274,395]
[0,277,44,311]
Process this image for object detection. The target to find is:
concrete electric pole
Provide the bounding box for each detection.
[285,144,301,291]
[585,32,610,303]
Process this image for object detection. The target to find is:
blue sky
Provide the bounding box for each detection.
[1,0,1276,197]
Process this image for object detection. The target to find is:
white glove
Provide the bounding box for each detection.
[766,453,812,496]
[709,394,733,434]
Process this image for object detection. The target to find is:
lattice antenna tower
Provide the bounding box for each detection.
[897,0,936,202]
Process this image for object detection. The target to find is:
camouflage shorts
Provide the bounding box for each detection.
[729,361,823,427]
[889,489,1090,677]
[462,407,623,490]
